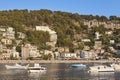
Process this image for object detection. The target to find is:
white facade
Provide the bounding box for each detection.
[82,50,97,59]
[81,39,91,42]
[0,42,3,52]
[1,39,12,45]
[44,50,53,55]
[29,46,40,57]
[3,27,15,39]
[95,32,101,40]
[36,26,50,32]
[21,44,40,59]
[110,40,115,44]
[17,32,26,39]
[94,41,102,49]
[61,53,77,58]
[0,28,5,32]
[11,47,20,58]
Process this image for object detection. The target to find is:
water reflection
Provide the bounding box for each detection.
[89,72,115,80]
[28,71,46,79]
[0,63,120,80]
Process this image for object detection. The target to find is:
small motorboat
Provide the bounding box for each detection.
[28,63,46,73]
[71,64,87,69]
[5,63,29,70]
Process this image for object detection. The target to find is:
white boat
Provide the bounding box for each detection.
[110,63,120,70]
[71,64,87,69]
[5,63,29,70]
[88,65,115,72]
[28,63,46,73]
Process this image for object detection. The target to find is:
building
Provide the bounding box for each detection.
[95,32,101,40]
[81,39,91,42]
[10,47,20,59]
[17,32,26,39]
[0,27,5,32]
[94,41,102,49]
[21,44,40,59]
[0,42,3,52]
[1,39,12,45]
[83,19,120,29]
[29,46,40,57]
[3,27,15,39]
[80,50,97,59]
[61,53,77,59]
[21,44,30,59]
[57,47,69,53]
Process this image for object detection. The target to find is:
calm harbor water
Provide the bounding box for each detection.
[0,63,120,80]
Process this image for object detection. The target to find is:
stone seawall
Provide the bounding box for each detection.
[0,60,117,63]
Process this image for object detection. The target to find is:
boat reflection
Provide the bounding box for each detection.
[28,71,46,78]
[89,72,115,79]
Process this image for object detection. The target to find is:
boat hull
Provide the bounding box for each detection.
[110,63,120,71]
[71,64,87,69]
[5,64,28,70]
[88,65,115,72]
[28,69,46,73]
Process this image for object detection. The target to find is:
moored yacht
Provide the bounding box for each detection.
[28,63,46,73]
[110,63,120,70]
[88,65,115,72]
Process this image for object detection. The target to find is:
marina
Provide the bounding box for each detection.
[0,62,120,80]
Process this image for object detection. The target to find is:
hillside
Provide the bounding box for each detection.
[0,9,120,50]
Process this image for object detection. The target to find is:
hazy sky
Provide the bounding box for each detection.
[0,0,119,17]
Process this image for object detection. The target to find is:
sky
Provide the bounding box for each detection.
[0,0,120,17]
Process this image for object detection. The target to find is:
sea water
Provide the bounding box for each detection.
[0,63,120,80]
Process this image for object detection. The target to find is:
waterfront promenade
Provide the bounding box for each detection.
[0,60,118,63]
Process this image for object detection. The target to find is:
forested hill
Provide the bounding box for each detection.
[0,9,120,30]
[0,9,120,48]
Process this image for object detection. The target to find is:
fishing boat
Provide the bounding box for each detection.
[5,63,29,70]
[71,64,87,69]
[28,63,46,73]
[88,65,115,72]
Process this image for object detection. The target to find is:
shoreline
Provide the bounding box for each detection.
[0,60,118,63]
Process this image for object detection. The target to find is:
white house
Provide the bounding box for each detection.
[80,50,97,59]
[3,27,15,39]
[1,39,12,45]
[43,50,53,55]
[81,39,91,42]
[95,32,101,40]
[17,32,26,39]
[0,28,5,32]
[29,46,40,57]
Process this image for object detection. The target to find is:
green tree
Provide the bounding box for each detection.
[16,46,21,53]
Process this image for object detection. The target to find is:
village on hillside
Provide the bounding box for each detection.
[0,18,120,61]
